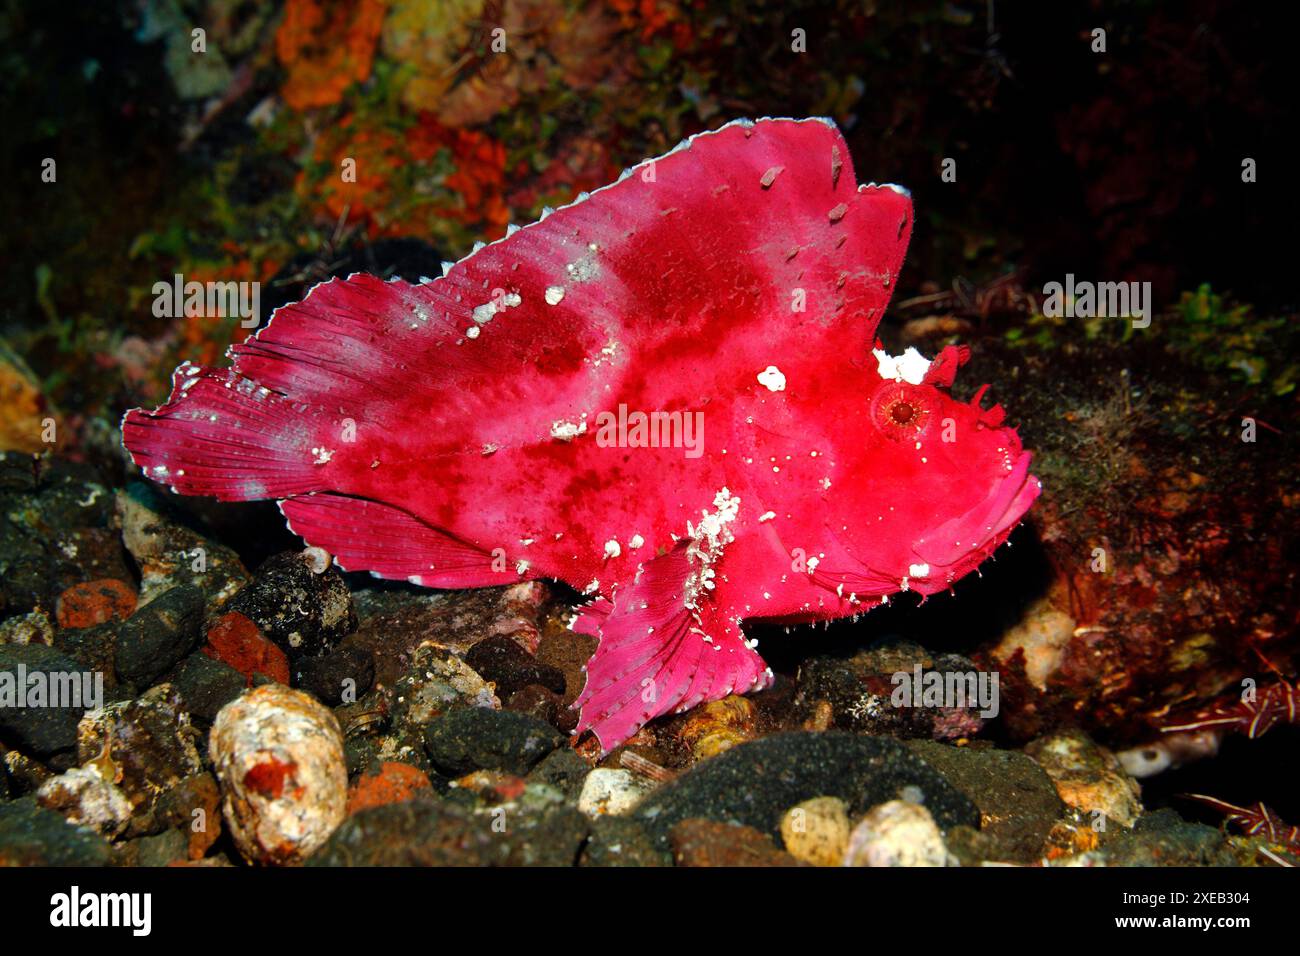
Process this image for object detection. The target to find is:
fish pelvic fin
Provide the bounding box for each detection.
[572,542,772,753]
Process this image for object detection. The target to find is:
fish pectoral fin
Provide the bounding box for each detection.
[279,493,530,588]
[572,544,772,754]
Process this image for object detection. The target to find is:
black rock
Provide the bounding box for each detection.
[0,798,113,866]
[580,816,671,867]
[527,746,590,801]
[309,796,588,866]
[114,584,205,687]
[423,707,564,776]
[0,645,98,758]
[294,645,375,706]
[465,635,566,698]
[633,731,980,848]
[227,551,356,661]
[172,652,246,725]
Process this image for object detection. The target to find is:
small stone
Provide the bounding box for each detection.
[577,768,655,817]
[310,797,589,866]
[580,816,670,867]
[465,634,566,698]
[0,798,114,866]
[226,551,357,662]
[388,641,499,744]
[844,800,949,867]
[1025,728,1143,828]
[76,684,204,837]
[294,645,374,706]
[173,652,245,724]
[204,611,291,685]
[0,644,98,758]
[0,608,55,646]
[114,583,205,687]
[527,746,590,802]
[669,818,804,867]
[36,762,133,837]
[779,796,851,867]
[424,707,563,777]
[346,762,432,816]
[55,579,137,630]
[210,685,348,865]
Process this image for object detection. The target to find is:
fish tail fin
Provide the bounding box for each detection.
[572,543,773,753]
[122,364,341,501]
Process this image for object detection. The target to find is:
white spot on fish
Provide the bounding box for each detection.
[757,365,787,392]
[545,286,565,306]
[873,346,931,384]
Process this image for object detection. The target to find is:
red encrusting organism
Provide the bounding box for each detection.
[122,118,1041,752]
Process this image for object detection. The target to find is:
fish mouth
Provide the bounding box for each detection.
[908,451,1041,594]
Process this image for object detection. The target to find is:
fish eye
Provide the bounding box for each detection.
[870,382,934,440]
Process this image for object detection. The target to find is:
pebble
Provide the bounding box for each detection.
[526,746,590,801]
[669,818,804,867]
[203,611,290,685]
[423,707,563,777]
[388,641,499,742]
[580,816,670,867]
[293,645,375,706]
[0,609,55,646]
[117,486,248,610]
[226,550,356,661]
[844,800,950,867]
[209,685,348,864]
[36,762,133,837]
[1025,728,1142,829]
[114,582,205,687]
[577,767,655,817]
[173,651,246,724]
[633,731,978,849]
[0,644,94,759]
[779,796,851,867]
[465,634,566,698]
[75,684,204,837]
[55,578,137,630]
[310,796,589,866]
[346,762,432,815]
[0,798,114,866]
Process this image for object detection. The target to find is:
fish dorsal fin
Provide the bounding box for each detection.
[571,541,771,752]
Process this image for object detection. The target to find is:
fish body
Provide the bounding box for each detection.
[123,117,1040,751]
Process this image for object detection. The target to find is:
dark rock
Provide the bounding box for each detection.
[0,798,113,866]
[2,750,54,795]
[424,707,564,776]
[1098,809,1238,866]
[527,746,590,801]
[227,551,356,661]
[53,622,121,692]
[114,584,205,686]
[309,796,588,866]
[633,731,980,848]
[669,818,805,867]
[127,828,190,867]
[77,685,204,837]
[172,652,245,724]
[507,683,576,732]
[0,645,98,758]
[581,816,670,867]
[466,635,566,698]
[294,645,374,705]
[905,740,1065,863]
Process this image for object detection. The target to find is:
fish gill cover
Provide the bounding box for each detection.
[122,117,1039,751]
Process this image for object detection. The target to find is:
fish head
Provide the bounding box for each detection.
[818,343,1041,597]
